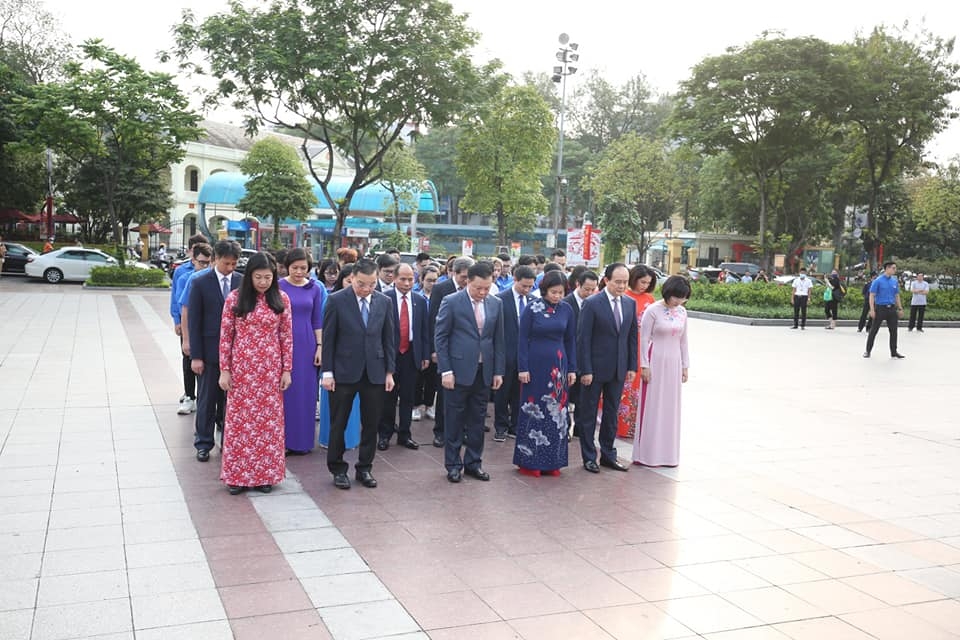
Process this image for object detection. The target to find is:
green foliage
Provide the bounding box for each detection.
[570,71,663,152]
[238,137,316,249]
[380,141,427,230]
[0,0,72,84]
[86,266,168,287]
[380,229,411,253]
[168,0,483,243]
[584,133,675,256]
[457,84,555,245]
[414,125,465,208]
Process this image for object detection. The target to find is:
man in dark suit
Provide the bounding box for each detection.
[186,240,242,462]
[427,256,474,447]
[322,258,397,489]
[375,253,399,293]
[493,265,536,442]
[576,263,637,473]
[435,261,505,483]
[562,269,599,437]
[378,263,430,451]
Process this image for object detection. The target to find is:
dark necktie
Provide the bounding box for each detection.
[360,297,369,327]
[399,294,410,354]
[613,297,622,331]
[221,276,230,300]
[518,294,525,319]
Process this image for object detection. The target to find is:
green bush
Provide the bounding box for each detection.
[87,266,169,287]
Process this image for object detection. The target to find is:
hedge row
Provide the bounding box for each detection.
[87,266,169,287]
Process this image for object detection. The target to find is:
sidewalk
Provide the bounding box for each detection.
[1,279,959,639]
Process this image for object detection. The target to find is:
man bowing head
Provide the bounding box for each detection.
[435,261,505,483]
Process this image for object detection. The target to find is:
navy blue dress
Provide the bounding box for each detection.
[514,298,577,471]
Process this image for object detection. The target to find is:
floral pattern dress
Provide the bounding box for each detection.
[617,290,655,439]
[219,290,294,487]
[514,298,577,471]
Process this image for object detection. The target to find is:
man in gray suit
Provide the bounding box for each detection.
[435,261,505,483]
[322,259,397,490]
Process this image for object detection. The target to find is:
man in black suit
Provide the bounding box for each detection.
[493,265,536,442]
[562,269,599,437]
[435,261,505,482]
[576,263,637,473]
[322,258,396,489]
[427,256,474,447]
[375,253,399,293]
[186,240,242,462]
[378,263,430,451]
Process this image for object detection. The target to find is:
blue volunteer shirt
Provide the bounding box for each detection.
[178,266,213,310]
[869,274,899,305]
[169,261,196,324]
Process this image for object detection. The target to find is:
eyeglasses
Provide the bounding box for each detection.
[196,259,211,266]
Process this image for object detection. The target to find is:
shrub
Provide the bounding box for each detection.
[87,266,168,287]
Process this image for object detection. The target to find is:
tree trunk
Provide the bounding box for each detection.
[496,203,506,247]
[757,172,768,270]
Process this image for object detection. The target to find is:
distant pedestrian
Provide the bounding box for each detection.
[857,271,877,333]
[740,273,753,284]
[42,238,54,253]
[0,234,6,277]
[908,273,929,332]
[755,269,769,283]
[863,261,905,359]
[791,269,813,330]
[824,269,844,330]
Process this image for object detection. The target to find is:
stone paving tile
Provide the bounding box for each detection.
[32,598,132,640]
[317,599,420,640]
[135,620,235,640]
[36,569,128,607]
[300,572,393,609]
[131,587,227,630]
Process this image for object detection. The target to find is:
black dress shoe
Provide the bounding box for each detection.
[447,469,462,483]
[196,449,210,462]
[432,436,444,448]
[892,352,906,359]
[227,485,245,495]
[862,352,871,358]
[464,467,490,481]
[333,473,351,489]
[600,457,629,472]
[255,484,272,493]
[399,438,420,450]
[377,439,390,451]
[583,460,600,473]
[355,470,378,488]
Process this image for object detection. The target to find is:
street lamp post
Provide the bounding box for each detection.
[551,33,578,248]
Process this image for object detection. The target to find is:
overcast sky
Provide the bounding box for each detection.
[42,0,960,161]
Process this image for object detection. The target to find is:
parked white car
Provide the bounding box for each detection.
[25,248,120,283]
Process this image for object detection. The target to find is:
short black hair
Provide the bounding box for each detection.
[550,249,566,259]
[543,261,562,274]
[535,254,546,264]
[416,252,431,262]
[661,275,691,302]
[467,261,493,280]
[580,270,599,286]
[354,258,378,277]
[497,252,511,262]
[539,270,567,296]
[604,262,627,280]
[376,253,399,269]
[513,265,536,282]
[187,233,209,247]
[629,264,657,294]
[213,240,241,259]
[191,243,212,259]
[284,247,312,269]
[517,254,537,267]
[883,261,896,270]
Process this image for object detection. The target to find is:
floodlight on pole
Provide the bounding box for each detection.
[550,33,579,248]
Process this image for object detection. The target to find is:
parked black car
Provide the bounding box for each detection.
[1,242,39,274]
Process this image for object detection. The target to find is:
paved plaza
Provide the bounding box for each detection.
[1,276,959,640]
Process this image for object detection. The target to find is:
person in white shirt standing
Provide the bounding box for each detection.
[791,268,813,330]
[908,273,930,332]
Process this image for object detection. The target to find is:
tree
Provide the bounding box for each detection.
[456,84,555,246]
[904,162,960,257]
[238,137,316,249]
[839,26,960,268]
[583,133,675,258]
[670,35,842,268]
[0,61,45,212]
[414,125,465,212]
[380,141,427,232]
[167,0,483,246]
[0,0,72,84]
[570,71,662,153]
[17,41,202,255]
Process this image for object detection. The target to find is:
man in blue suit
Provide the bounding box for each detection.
[435,261,505,483]
[322,259,397,490]
[493,264,536,442]
[563,269,599,437]
[186,240,242,463]
[379,263,430,451]
[576,263,637,473]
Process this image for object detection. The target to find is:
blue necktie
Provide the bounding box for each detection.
[518,294,525,317]
[221,276,230,300]
[360,297,369,327]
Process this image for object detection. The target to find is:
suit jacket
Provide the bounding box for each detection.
[428,278,458,354]
[322,287,397,385]
[577,292,638,382]
[562,292,584,337]
[497,287,527,371]
[435,289,505,387]
[384,288,430,366]
[187,268,241,364]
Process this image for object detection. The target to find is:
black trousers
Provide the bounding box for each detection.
[433,375,446,440]
[327,372,384,475]
[179,337,196,399]
[575,375,625,464]
[865,305,899,355]
[194,361,224,451]
[443,364,487,472]
[493,364,520,435]
[793,296,808,328]
[824,299,838,320]
[415,361,437,408]
[379,350,416,442]
[908,305,926,331]
[858,301,873,332]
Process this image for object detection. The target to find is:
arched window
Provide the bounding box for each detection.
[184,166,200,192]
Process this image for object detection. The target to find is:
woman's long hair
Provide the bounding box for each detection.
[333,263,354,291]
[233,252,285,317]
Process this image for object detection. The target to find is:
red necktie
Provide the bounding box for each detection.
[399,294,410,354]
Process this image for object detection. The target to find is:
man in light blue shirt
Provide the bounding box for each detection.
[170,238,213,414]
[864,261,905,359]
